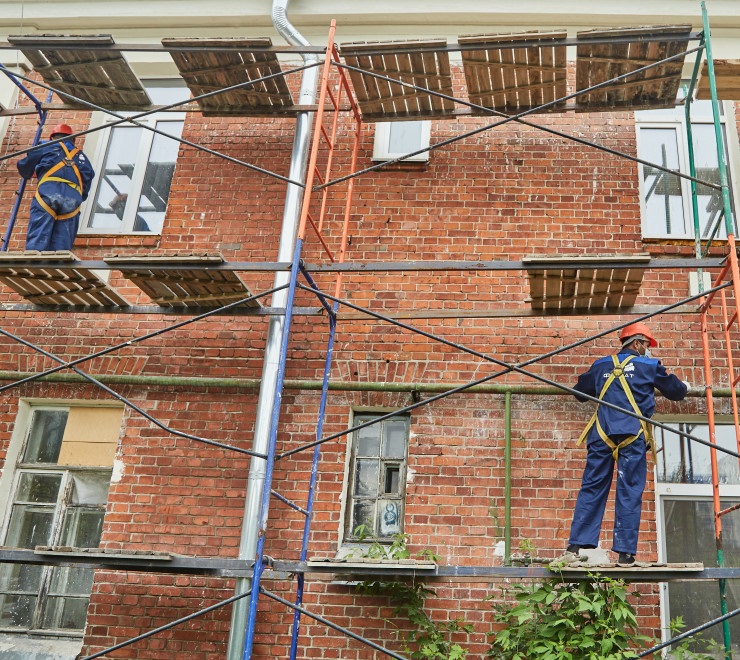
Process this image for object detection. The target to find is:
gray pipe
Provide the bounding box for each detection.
[226,2,319,658]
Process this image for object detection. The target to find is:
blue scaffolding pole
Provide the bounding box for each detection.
[0,65,51,251]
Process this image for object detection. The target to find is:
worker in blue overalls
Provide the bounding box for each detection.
[17,123,95,251]
[553,323,689,566]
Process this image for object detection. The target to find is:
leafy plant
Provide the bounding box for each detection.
[665,616,719,659]
[487,573,653,660]
[352,527,472,660]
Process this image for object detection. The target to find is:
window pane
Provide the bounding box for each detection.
[5,505,56,548]
[352,500,375,534]
[663,498,740,652]
[49,566,94,595]
[42,595,89,630]
[357,424,381,456]
[378,500,402,537]
[134,120,184,233]
[15,472,62,503]
[640,127,687,236]
[0,564,43,592]
[0,593,36,628]
[384,464,400,494]
[383,420,407,459]
[23,409,68,463]
[656,424,740,485]
[388,122,423,154]
[70,473,111,505]
[87,126,144,230]
[61,508,105,548]
[354,459,379,497]
[691,123,736,240]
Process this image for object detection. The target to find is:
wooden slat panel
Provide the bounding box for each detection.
[8,35,150,107]
[459,31,568,114]
[162,37,293,116]
[575,25,691,112]
[105,253,260,308]
[523,254,649,312]
[339,40,455,120]
[0,252,129,306]
[697,60,740,100]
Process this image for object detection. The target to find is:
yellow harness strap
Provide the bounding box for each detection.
[34,143,84,221]
[577,355,654,460]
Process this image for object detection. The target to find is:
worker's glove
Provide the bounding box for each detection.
[682,381,691,391]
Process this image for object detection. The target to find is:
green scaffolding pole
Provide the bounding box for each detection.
[701,3,737,657]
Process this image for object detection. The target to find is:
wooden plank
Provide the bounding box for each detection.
[0,252,129,307]
[460,31,567,113]
[526,271,544,310]
[340,39,454,119]
[162,37,293,116]
[105,253,260,308]
[523,255,647,311]
[8,34,150,108]
[575,25,690,112]
[697,60,740,100]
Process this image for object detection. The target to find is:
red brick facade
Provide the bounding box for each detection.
[0,58,732,658]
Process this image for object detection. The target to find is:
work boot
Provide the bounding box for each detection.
[617,552,635,566]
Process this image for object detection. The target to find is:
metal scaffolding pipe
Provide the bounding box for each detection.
[226,0,319,657]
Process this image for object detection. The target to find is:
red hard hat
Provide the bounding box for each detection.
[50,123,73,138]
[619,322,657,348]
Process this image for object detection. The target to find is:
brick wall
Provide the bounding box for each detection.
[0,60,731,658]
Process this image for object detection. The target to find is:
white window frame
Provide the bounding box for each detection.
[636,100,740,240]
[0,403,119,636]
[654,416,740,646]
[372,120,431,162]
[342,412,410,544]
[79,79,187,236]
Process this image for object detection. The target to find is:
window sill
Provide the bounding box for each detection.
[75,233,161,249]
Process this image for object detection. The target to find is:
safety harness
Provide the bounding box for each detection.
[34,142,84,221]
[577,354,654,460]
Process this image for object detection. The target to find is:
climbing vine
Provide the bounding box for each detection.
[351,527,472,660]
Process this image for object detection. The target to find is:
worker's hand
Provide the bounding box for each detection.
[682,381,691,391]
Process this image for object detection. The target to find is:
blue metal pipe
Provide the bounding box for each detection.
[242,238,305,660]
[1,74,51,251]
[288,301,338,660]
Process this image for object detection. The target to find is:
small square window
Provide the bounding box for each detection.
[372,121,431,162]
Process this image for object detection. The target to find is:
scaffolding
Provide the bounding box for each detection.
[0,3,740,659]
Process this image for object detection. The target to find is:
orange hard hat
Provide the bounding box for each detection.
[50,123,73,138]
[619,322,657,348]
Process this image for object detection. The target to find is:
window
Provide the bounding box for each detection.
[344,414,409,542]
[656,421,740,653]
[0,405,122,634]
[80,80,189,235]
[372,120,431,162]
[637,99,739,240]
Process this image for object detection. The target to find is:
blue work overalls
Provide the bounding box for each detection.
[17,139,95,251]
[568,349,687,555]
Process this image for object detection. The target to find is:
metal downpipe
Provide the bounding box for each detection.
[226,2,319,658]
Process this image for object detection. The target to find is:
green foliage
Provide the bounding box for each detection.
[352,527,472,660]
[487,573,653,660]
[665,617,719,659]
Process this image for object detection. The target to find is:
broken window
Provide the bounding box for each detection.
[0,406,122,633]
[345,414,409,541]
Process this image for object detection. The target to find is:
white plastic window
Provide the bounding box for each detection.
[655,422,740,650]
[636,100,739,240]
[80,80,189,235]
[372,120,431,162]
